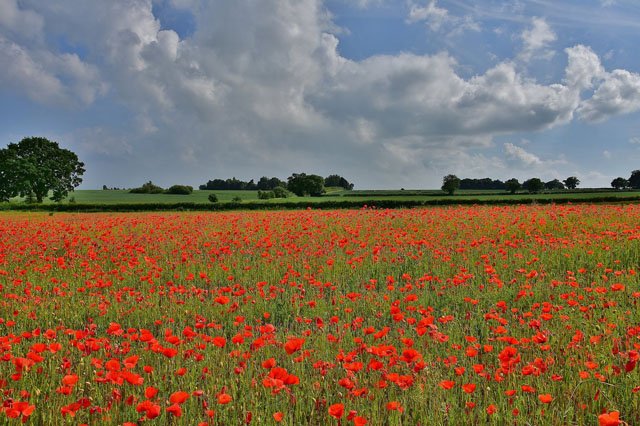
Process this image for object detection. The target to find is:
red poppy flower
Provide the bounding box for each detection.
[328,403,344,419]
[538,394,553,404]
[598,411,620,426]
[166,403,182,417]
[217,393,232,404]
[170,391,190,404]
[462,383,476,394]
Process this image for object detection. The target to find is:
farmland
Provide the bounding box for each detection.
[0,205,638,424]
[5,188,640,210]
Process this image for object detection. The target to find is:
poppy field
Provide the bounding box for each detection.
[1,205,638,425]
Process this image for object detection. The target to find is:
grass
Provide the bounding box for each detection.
[7,188,640,206]
[10,190,261,204]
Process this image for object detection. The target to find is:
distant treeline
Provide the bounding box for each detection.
[199,174,354,191]
[460,178,507,190]
[199,177,284,191]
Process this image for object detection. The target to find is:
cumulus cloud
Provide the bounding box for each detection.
[577,69,640,122]
[0,0,44,42]
[504,143,542,165]
[1,0,640,188]
[564,45,605,90]
[519,17,556,62]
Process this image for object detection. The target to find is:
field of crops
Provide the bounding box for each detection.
[1,205,637,425]
[8,189,640,206]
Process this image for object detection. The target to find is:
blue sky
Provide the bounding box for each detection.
[2,0,640,189]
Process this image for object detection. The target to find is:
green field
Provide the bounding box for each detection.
[10,190,260,204]
[5,188,640,208]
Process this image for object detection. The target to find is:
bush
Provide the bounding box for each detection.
[130,181,164,194]
[232,196,242,202]
[208,193,218,203]
[272,186,289,198]
[258,190,275,200]
[165,185,193,195]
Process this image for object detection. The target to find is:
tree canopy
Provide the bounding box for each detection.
[629,170,640,189]
[544,179,565,190]
[0,137,85,203]
[504,178,521,194]
[523,178,544,193]
[441,174,461,195]
[611,177,628,190]
[287,173,325,197]
[324,174,354,190]
[459,178,506,190]
[563,176,580,189]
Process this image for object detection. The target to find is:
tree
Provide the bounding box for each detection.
[441,174,460,195]
[208,193,218,203]
[130,181,164,194]
[0,137,85,203]
[324,174,354,190]
[287,173,325,197]
[523,178,544,193]
[257,176,287,190]
[629,170,640,189]
[611,177,628,190]
[544,179,565,190]
[504,178,521,194]
[459,178,505,190]
[563,176,580,190]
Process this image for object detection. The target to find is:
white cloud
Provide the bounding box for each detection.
[353,0,385,8]
[504,142,543,165]
[0,0,44,42]
[407,0,449,30]
[564,45,605,90]
[577,69,640,122]
[519,17,556,62]
[603,150,612,159]
[1,0,640,189]
[407,1,479,35]
[630,137,640,144]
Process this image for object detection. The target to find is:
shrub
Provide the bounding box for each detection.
[272,186,289,198]
[165,185,193,195]
[258,190,275,200]
[208,193,218,203]
[130,181,164,194]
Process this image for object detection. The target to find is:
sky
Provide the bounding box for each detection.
[2,0,640,189]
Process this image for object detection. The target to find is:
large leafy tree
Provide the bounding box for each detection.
[523,178,544,193]
[544,179,565,190]
[441,174,461,195]
[563,176,580,189]
[324,174,354,190]
[611,177,628,190]
[504,178,521,194]
[287,173,325,197]
[0,137,85,203]
[629,170,640,189]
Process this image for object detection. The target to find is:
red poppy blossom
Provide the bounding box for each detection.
[328,403,344,419]
[538,394,553,404]
[598,411,620,426]
[217,393,232,404]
